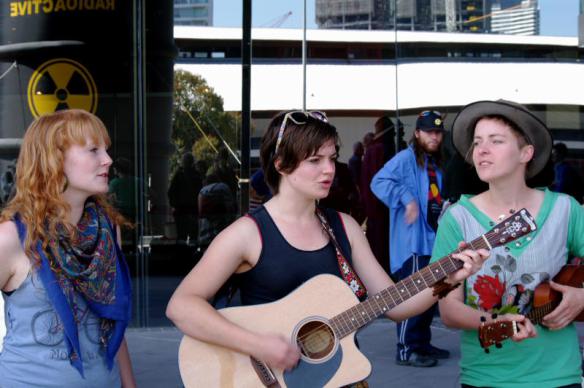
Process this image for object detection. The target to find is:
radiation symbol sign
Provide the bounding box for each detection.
[27,58,98,118]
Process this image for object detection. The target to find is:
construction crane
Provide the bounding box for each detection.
[462,3,524,25]
[261,11,292,28]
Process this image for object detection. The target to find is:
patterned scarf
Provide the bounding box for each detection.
[34,200,132,376]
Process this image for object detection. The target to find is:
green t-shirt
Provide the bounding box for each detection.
[431,189,584,388]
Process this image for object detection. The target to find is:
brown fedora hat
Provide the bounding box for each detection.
[451,99,552,178]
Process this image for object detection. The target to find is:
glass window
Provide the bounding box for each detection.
[2,0,582,368]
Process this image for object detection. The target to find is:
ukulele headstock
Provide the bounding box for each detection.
[486,208,536,249]
[478,320,518,352]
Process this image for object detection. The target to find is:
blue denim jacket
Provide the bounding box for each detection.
[371,145,442,274]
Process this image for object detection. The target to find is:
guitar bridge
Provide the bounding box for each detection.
[250,356,280,387]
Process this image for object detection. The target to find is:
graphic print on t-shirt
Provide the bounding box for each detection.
[468,253,550,315]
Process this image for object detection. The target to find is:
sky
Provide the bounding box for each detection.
[213,0,579,37]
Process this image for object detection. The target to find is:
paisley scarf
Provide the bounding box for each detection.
[31,200,131,376]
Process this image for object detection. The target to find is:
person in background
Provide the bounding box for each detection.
[109,157,140,222]
[434,100,584,387]
[166,110,489,385]
[320,159,364,224]
[348,141,364,187]
[249,168,272,212]
[168,152,202,242]
[207,147,238,197]
[197,173,236,248]
[360,116,397,275]
[0,109,135,387]
[371,110,449,367]
[362,132,374,151]
[550,142,583,203]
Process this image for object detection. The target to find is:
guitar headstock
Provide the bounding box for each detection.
[485,208,536,249]
[478,320,518,352]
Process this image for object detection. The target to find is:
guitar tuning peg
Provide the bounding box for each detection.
[491,313,498,320]
[495,343,502,349]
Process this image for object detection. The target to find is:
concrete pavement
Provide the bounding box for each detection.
[126,318,584,388]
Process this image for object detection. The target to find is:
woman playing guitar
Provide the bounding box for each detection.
[166,111,489,386]
[432,100,584,387]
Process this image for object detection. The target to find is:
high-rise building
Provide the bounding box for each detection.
[490,0,539,35]
[315,0,389,30]
[459,0,489,33]
[174,0,213,26]
[315,0,538,35]
[315,0,481,32]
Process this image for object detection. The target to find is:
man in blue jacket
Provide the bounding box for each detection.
[371,110,448,367]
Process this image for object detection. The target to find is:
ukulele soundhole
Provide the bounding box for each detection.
[292,316,339,364]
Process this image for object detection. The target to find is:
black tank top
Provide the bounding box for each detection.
[236,206,353,306]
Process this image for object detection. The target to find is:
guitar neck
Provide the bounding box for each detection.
[329,234,491,339]
[525,301,554,325]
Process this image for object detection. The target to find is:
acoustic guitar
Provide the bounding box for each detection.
[179,209,536,388]
[478,264,584,351]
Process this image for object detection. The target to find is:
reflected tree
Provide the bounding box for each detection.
[172,70,239,177]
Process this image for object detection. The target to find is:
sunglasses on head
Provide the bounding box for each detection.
[419,110,442,117]
[274,110,328,155]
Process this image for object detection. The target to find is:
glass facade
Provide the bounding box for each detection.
[173,0,212,26]
[1,0,583,328]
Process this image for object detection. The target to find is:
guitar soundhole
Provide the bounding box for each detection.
[293,317,338,364]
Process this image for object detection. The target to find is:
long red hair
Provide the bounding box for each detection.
[1,109,126,261]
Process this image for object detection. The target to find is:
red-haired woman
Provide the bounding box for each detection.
[0,110,135,387]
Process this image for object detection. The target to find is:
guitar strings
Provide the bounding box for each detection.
[291,218,534,351]
[293,239,487,345]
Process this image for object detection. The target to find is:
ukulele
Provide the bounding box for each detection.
[478,264,584,351]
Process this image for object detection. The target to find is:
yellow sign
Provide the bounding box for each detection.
[27,58,98,118]
[10,0,115,17]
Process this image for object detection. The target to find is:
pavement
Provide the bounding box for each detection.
[127,318,584,388]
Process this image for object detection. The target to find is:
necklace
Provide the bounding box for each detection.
[489,208,518,226]
[497,208,516,221]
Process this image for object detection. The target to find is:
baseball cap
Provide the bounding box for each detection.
[416,110,445,132]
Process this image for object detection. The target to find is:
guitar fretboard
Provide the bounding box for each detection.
[327,208,535,339]
[329,234,491,338]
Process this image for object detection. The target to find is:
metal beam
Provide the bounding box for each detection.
[240,0,252,214]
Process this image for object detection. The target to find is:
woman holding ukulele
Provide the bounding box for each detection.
[166,110,489,386]
[432,100,584,387]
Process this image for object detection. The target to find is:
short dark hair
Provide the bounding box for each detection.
[260,111,339,195]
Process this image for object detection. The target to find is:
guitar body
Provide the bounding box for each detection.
[179,274,372,388]
[533,265,584,321]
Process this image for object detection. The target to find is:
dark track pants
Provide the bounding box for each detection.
[394,254,437,361]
